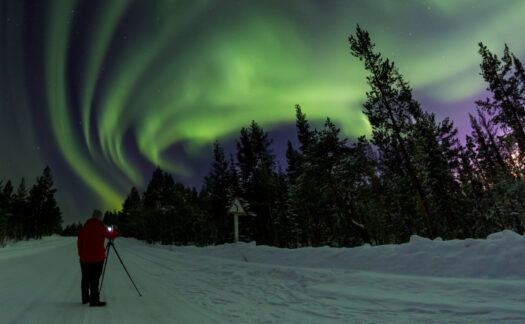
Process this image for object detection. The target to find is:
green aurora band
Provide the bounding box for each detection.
[1,0,525,222]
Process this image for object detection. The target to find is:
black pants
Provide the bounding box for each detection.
[80,261,104,304]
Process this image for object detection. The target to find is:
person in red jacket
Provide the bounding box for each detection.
[77,209,118,306]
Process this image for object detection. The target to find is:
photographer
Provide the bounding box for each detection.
[77,209,118,307]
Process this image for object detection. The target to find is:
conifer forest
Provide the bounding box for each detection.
[2,27,525,248]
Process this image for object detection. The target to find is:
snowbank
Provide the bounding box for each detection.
[3,231,525,323]
[169,230,525,279]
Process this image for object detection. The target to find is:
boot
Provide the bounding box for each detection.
[89,301,107,307]
[81,284,90,304]
[89,292,106,307]
[82,293,90,305]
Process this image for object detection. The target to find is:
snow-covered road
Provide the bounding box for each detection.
[2,234,525,323]
[0,237,217,324]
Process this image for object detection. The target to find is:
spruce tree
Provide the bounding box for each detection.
[305,118,348,245]
[237,127,256,186]
[272,167,297,247]
[28,167,62,239]
[288,106,319,246]
[12,179,28,240]
[412,113,465,238]
[236,121,276,244]
[0,180,11,245]
[228,154,241,197]
[121,187,143,238]
[159,172,177,245]
[103,211,119,227]
[295,104,315,153]
[330,135,376,245]
[143,167,165,242]
[195,187,214,245]
[204,141,233,243]
[295,116,374,246]
[171,182,193,245]
[42,167,62,235]
[468,110,511,182]
[285,141,300,185]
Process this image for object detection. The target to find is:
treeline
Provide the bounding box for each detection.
[0,166,62,246]
[62,222,83,236]
[103,27,524,247]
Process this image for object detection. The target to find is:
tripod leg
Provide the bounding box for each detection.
[110,243,142,297]
[99,241,111,293]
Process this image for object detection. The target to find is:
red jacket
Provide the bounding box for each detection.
[77,218,118,263]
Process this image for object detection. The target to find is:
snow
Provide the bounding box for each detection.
[2,231,525,323]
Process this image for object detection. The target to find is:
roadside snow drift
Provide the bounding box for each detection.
[2,231,525,323]
[180,230,525,279]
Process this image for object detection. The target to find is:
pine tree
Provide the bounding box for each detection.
[467,108,525,233]
[476,45,525,235]
[477,43,525,159]
[349,26,434,238]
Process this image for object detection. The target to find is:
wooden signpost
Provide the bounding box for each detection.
[227,198,248,243]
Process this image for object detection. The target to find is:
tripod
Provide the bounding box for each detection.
[99,240,142,297]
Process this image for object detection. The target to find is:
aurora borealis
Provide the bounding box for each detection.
[1,0,525,224]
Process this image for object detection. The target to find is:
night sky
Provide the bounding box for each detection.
[1,0,525,224]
